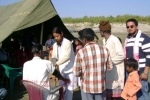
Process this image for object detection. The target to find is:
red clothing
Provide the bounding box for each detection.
[121,71,142,100]
[73,42,113,93]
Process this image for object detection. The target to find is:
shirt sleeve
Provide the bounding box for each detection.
[23,63,27,80]
[111,39,124,64]
[56,42,71,65]
[127,75,142,97]
[47,61,55,74]
[106,49,113,70]
[73,52,82,76]
[141,35,150,67]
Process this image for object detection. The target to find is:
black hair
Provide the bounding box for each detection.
[79,28,95,41]
[52,27,63,34]
[126,18,138,26]
[74,38,82,45]
[32,44,42,54]
[125,58,138,70]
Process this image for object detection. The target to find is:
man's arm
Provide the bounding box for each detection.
[47,62,70,82]
[141,35,150,79]
[106,49,113,70]
[111,38,124,64]
[52,69,70,82]
[73,52,82,77]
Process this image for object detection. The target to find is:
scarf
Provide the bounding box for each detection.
[124,30,142,61]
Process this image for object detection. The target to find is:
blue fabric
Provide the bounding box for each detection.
[126,33,150,75]
[0,87,7,100]
[136,80,150,100]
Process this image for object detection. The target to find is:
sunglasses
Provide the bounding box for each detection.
[126,25,134,29]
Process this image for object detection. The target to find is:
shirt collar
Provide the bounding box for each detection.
[33,56,41,59]
[129,71,138,76]
[84,42,96,47]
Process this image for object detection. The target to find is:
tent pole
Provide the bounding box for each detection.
[40,23,44,44]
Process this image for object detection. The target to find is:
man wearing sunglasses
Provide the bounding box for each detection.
[124,18,150,100]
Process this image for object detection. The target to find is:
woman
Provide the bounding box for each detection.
[51,27,77,100]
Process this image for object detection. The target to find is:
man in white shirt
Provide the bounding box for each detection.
[23,44,69,100]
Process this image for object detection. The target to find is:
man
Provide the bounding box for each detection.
[73,28,113,100]
[51,27,77,100]
[124,18,150,100]
[23,44,70,100]
[99,21,125,100]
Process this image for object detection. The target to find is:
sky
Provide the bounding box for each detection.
[0,0,150,18]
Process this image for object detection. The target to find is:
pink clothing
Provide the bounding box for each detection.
[76,45,82,51]
[121,71,142,100]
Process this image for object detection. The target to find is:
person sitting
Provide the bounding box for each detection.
[23,44,70,100]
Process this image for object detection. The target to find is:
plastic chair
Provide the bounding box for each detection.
[0,64,22,94]
[21,80,62,100]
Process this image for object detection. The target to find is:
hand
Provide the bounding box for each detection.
[54,63,58,67]
[140,73,148,80]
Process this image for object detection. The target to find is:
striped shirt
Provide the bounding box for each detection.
[73,42,113,93]
[126,33,150,74]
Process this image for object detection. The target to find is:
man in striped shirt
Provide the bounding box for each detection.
[73,28,113,100]
[124,18,150,100]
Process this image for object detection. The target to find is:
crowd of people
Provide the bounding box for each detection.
[1,18,150,100]
[23,18,150,100]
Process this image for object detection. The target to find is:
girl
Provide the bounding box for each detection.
[74,38,82,55]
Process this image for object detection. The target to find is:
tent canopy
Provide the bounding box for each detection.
[0,0,74,44]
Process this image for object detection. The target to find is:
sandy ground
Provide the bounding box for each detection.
[65,22,150,34]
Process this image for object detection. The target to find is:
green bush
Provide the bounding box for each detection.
[61,15,150,23]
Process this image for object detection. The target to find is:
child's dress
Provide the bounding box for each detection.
[121,71,142,100]
[75,45,82,87]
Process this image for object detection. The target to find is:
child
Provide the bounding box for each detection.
[45,34,55,50]
[121,58,142,100]
[74,38,83,88]
[74,38,82,55]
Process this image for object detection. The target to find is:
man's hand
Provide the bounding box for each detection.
[54,63,59,70]
[140,73,148,80]
[54,63,58,67]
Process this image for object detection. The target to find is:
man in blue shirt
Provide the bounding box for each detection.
[124,18,150,100]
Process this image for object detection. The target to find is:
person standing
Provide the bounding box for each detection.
[124,18,150,100]
[73,28,113,100]
[121,58,142,100]
[99,21,125,100]
[51,27,77,100]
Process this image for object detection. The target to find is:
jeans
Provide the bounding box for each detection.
[136,80,150,100]
[81,89,106,100]
[0,87,7,100]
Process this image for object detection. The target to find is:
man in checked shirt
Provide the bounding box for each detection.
[73,28,113,100]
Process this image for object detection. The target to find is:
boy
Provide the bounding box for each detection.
[121,58,142,100]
